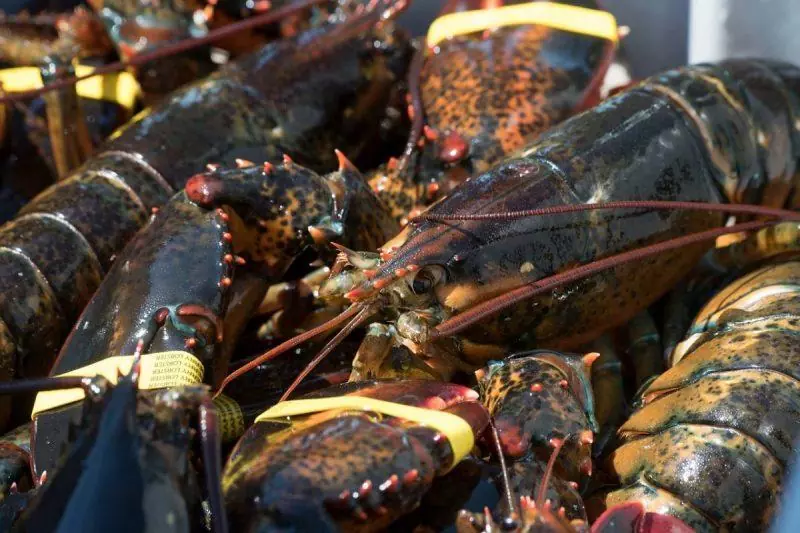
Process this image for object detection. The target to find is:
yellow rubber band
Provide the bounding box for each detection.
[427,1,619,48]
[0,63,141,111]
[255,397,475,469]
[213,393,246,442]
[31,351,204,418]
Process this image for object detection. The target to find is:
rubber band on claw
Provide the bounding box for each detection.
[426,1,619,48]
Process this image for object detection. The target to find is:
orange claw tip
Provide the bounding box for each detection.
[583,352,601,368]
[335,149,358,173]
[580,430,594,445]
[387,157,399,170]
[205,163,220,171]
[219,277,233,287]
[394,268,407,277]
[474,368,486,381]
[307,225,328,246]
[363,269,377,279]
[235,158,254,168]
[530,383,543,392]
[282,153,294,165]
[262,161,274,173]
[423,125,439,141]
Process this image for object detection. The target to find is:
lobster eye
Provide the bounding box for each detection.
[412,275,432,294]
[410,266,444,295]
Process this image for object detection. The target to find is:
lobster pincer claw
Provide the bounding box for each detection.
[222,380,489,532]
[477,351,598,481]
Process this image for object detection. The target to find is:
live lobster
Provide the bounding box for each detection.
[0,0,413,432]
[219,58,800,401]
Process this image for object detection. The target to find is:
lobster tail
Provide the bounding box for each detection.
[633,59,800,207]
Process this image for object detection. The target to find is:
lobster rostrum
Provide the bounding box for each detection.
[31,151,396,476]
[367,0,620,225]
[600,228,800,532]
[222,379,489,532]
[0,0,411,431]
[219,58,800,398]
[0,357,229,532]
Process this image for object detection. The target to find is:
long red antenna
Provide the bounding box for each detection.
[411,200,800,223]
[431,219,777,339]
[214,303,362,397]
[278,304,373,401]
[0,0,332,104]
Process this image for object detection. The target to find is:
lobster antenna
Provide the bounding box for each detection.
[489,419,518,519]
[411,200,800,223]
[537,438,564,509]
[398,38,428,171]
[431,219,777,339]
[278,304,374,402]
[215,303,363,396]
[0,0,332,104]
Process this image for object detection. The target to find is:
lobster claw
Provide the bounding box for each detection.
[591,502,694,533]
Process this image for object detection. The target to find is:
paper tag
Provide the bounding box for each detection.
[0,63,141,111]
[427,1,619,48]
[31,351,205,418]
[255,397,475,469]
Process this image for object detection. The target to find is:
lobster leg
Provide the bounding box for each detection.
[586,334,624,459]
[39,53,92,179]
[623,311,663,391]
[199,396,228,533]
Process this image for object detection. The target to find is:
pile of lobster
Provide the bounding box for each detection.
[0,0,797,531]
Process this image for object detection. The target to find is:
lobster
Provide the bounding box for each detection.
[0,0,412,432]
[0,356,229,532]
[366,0,620,225]
[222,379,490,531]
[218,58,800,400]
[31,150,396,476]
[598,224,800,532]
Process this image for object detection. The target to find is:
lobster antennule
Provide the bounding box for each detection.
[215,303,363,396]
[0,0,338,104]
[278,304,374,401]
[410,200,800,224]
[431,219,779,339]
